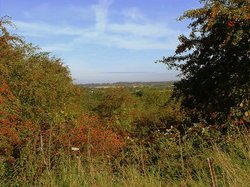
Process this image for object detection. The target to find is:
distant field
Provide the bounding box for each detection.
[79,81,176,89]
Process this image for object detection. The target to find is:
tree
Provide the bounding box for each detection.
[158,0,250,125]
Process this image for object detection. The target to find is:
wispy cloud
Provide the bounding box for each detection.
[101,71,158,74]
[42,43,73,52]
[122,7,145,21]
[92,0,113,32]
[108,22,175,38]
[14,0,181,51]
[15,21,81,36]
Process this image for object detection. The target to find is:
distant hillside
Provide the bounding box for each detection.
[79,81,176,89]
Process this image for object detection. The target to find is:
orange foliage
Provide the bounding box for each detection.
[0,82,126,160]
[0,82,19,158]
[0,82,38,161]
[69,114,126,157]
[227,20,235,27]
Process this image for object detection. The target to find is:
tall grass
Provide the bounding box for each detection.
[1,127,250,187]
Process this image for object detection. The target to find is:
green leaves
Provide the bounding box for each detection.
[159,0,250,125]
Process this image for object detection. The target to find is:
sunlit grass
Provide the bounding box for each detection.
[1,128,249,187]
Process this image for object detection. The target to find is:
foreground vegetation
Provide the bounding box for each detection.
[1,125,250,187]
[0,0,249,186]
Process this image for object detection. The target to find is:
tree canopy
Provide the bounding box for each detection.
[159,0,250,125]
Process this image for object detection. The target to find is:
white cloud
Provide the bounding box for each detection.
[92,0,113,32]
[15,21,81,36]
[14,0,181,51]
[42,43,73,52]
[122,7,145,21]
[108,22,176,38]
[93,33,178,50]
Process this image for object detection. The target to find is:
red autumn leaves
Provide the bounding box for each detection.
[0,82,20,158]
[68,114,126,156]
[1,82,126,160]
[227,20,235,27]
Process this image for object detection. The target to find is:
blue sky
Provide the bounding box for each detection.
[0,0,202,83]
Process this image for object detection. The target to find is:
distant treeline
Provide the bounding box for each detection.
[79,81,176,88]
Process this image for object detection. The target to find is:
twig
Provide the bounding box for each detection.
[207,157,218,187]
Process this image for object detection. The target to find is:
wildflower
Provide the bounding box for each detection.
[71,147,80,151]
[245,112,249,117]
